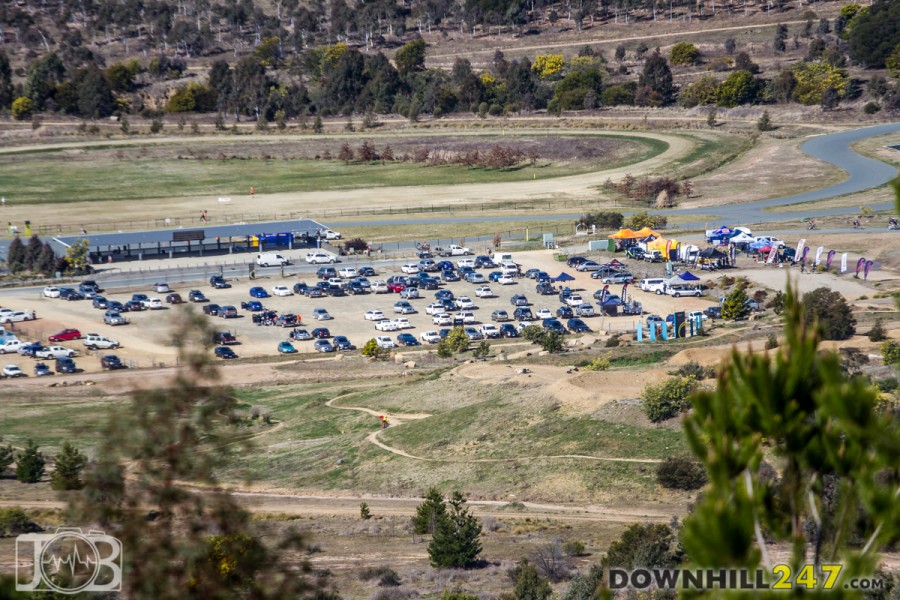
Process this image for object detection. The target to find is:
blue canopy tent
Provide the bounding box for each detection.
[553,272,575,282]
[677,271,701,281]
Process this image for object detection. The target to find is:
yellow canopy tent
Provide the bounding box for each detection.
[608,229,639,239]
[647,237,678,251]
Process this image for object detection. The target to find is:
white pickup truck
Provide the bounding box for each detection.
[437,244,471,257]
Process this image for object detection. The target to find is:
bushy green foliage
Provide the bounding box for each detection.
[601,523,680,568]
[656,456,708,490]
[51,442,87,491]
[580,211,624,230]
[721,287,750,321]
[669,361,715,379]
[359,502,371,520]
[638,51,675,104]
[0,507,41,537]
[441,591,479,600]
[623,210,665,230]
[15,440,45,484]
[678,74,719,107]
[12,97,33,120]
[427,491,482,568]
[472,341,491,359]
[362,338,390,359]
[790,61,848,105]
[848,1,900,67]
[511,559,552,600]
[867,319,887,342]
[585,357,611,371]
[395,38,427,75]
[801,287,856,340]
[882,340,900,365]
[716,69,761,107]
[563,540,586,557]
[669,42,701,65]
[757,110,774,131]
[446,326,470,353]
[641,376,697,422]
[682,285,899,578]
[563,564,604,600]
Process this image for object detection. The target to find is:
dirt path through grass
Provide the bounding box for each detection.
[326,388,662,464]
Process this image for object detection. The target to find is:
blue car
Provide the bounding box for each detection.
[397,333,420,346]
[488,271,503,282]
[436,261,455,271]
[435,290,454,301]
[243,300,264,311]
[293,282,308,294]
[277,341,297,354]
[499,323,519,338]
[441,270,460,282]
[249,287,270,298]
[556,305,574,319]
[358,266,376,277]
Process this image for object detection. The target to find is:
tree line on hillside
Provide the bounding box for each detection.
[1,0,889,62]
[1,1,899,122]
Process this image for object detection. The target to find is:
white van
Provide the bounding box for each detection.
[496,253,515,263]
[257,253,289,267]
[639,278,667,294]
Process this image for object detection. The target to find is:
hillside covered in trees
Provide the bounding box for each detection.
[1,0,899,123]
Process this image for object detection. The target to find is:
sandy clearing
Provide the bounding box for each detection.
[685,135,845,208]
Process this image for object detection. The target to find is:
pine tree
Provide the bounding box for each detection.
[23,234,42,272]
[413,487,447,534]
[512,559,553,600]
[313,114,323,133]
[427,491,482,568]
[16,440,46,484]
[36,243,56,276]
[51,442,88,490]
[6,237,25,273]
[721,287,749,320]
[682,285,899,579]
[0,441,13,475]
[359,502,371,520]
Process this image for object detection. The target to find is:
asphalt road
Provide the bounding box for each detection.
[325,121,900,231]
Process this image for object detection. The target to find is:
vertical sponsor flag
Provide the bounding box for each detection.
[840,253,848,273]
[795,239,806,262]
[864,260,874,280]
[856,258,866,276]
[826,250,836,270]
[814,246,824,266]
[665,240,672,260]
[766,245,778,264]
[801,246,810,263]
[622,284,628,302]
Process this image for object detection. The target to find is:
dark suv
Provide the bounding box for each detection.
[210,275,231,289]
[55,357,77,373]
[101,355,126,370]
[316,266,337,279]
[213,331,237,345]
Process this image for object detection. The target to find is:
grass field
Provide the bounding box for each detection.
[0,368,685,504]
[0,133,666,205]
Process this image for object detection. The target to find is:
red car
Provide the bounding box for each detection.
[48,328,82,342]
[387,282,406,293]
